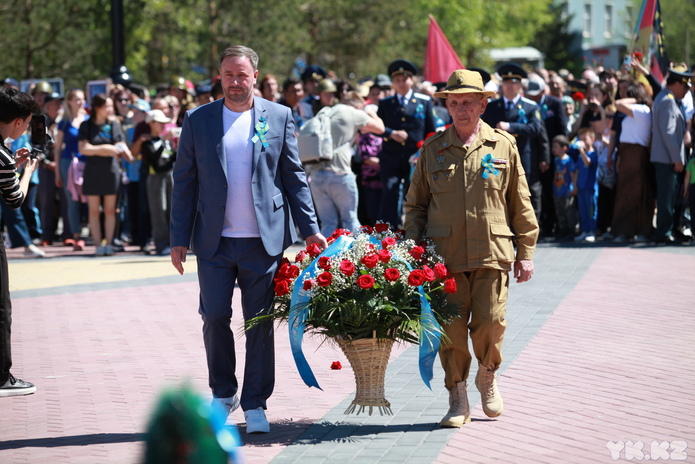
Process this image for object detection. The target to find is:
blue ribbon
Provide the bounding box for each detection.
[251,116,270,148]
[415,103,425,120]
[481,153,500,179]
[517,106,528,124]
[288,234,442,390]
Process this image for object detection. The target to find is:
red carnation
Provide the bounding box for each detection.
[381,236,397,248]
[361,253,379,269]
[572,91,585,102]
[274,279,290,296]
[303,279,316,290]
[408,269,426,286]
[384,268,401,281]
[377,249,392,263]
[330,361,342,370]
[307,243,322,258]
[632,51,643,61]
[409,246,425,260]
[357,274,375,289]
[433,263,449,280]
[318,256,332,270]
[443,278,457,294]
[360,225,373,234]
[339,259,356,276]
[421,265,436,282]
[317,272,333,287]
[374,223,390,233]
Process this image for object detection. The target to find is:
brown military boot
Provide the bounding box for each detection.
[475,365,504,417]
[440,381,471,428]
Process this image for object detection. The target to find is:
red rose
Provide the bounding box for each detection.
[633,51,643,61]
[443,278,457,294]
[433,263,448,280]
[307,243,322,257]
[339,259,356,276]
[361,253,379,269]
[318,256,332,270]
[409,246,425,260]
[394,229,405,240]
[330,361,342,370]
[360,225,373,234]
[572,91,585,102]
[422,265,436,282]
[303,279,316,290]
[295,250,307,262]
[377,249,392,263]
[357,274,375,289]
[408,269,426,286]
[274,279,290,296]
[384,268,401,281]
[276,262,297,279]
[331,228,351,238]
[374,223,389,233]
[381,236,397,248]
[317,272,333,287]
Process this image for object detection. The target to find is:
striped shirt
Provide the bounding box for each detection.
[0,139,24,209]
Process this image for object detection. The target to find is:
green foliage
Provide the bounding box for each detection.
[660,0,695,65]
[530,1,583,75]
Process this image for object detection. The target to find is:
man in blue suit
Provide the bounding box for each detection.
[377,59,437,227]
[170,45,327,434]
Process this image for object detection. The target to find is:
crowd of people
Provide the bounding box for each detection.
[1,53,694,258]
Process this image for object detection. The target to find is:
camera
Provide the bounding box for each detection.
[30,114,54,162]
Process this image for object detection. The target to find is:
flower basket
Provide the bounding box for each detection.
[246,224,460,413]
[337,336,395,415]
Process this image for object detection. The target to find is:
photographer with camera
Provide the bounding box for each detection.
[0,87,41,396]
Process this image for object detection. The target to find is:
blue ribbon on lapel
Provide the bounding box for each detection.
[481,153,500,179]
[288,234,441,390]
[251,116,269,148]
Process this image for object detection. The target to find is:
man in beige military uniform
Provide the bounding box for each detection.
[404,69,539,428]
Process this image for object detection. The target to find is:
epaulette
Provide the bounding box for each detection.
[520,97,539,107]
[422,129,446,148]
[413,92,432,101]
[492,128,517,146]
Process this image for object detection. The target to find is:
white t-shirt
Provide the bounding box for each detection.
[619,104,651,147]
[221,105,260,238]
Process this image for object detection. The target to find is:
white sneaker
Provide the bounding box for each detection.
[212,394,240,418]
[585,235,596,242]
[23,244,45,258]
[574,232,587,241]
[244,407,269,434]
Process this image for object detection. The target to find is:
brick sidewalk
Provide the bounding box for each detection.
[0,243,693,463]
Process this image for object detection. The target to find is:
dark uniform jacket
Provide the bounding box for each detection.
[482,96,542,181]
[377,92,437,166]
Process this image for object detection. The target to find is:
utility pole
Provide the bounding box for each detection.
[110,0,131,85]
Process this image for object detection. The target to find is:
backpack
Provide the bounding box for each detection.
[297,106,336,164]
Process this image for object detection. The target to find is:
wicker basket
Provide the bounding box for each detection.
[336,336,395,415]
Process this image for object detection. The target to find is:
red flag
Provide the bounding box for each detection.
[423,15,464,83]
[630,0,669,82]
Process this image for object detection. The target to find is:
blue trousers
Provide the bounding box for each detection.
[197,237,280,411]
[576,189,597,235]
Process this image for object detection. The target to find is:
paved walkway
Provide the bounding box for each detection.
[0,241,693,463]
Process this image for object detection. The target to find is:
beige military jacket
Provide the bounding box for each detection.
[404,122,538,273]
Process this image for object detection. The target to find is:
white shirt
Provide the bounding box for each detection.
[619,104,651,147]
[221,106,260,238]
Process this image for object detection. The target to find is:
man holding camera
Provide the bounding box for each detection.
[0,87,40,396]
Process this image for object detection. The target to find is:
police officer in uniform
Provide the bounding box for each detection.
[482,63,545,218]
[377,59,437,227]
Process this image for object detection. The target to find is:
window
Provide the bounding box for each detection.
[625,6,635,38]
[605,4,613,38]
[583,3,592,38]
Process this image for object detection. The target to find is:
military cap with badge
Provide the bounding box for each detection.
[497,62,527,82]
[388,59,418,78]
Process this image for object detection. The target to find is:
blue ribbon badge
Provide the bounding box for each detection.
[516,106,528,124]
[481,153,500,179]
[251,116,270,148]
[415,103,425,119]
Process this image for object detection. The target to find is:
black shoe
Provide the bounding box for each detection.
[0,374,37,397]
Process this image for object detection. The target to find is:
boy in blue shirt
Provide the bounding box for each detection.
[570,128,598,242]
[552,135,576,241]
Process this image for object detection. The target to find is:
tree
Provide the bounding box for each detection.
[530,1,583,74]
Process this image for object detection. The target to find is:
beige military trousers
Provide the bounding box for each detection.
[440,268,509,389]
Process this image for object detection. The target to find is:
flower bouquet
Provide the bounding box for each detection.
[247,224,459,414]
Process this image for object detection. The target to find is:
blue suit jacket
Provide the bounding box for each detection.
[170,97,320,259]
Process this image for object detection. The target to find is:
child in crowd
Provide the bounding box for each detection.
[570,128,598,242]
[552,135,577,240]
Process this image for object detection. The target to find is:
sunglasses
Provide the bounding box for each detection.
[118,98,130,103]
